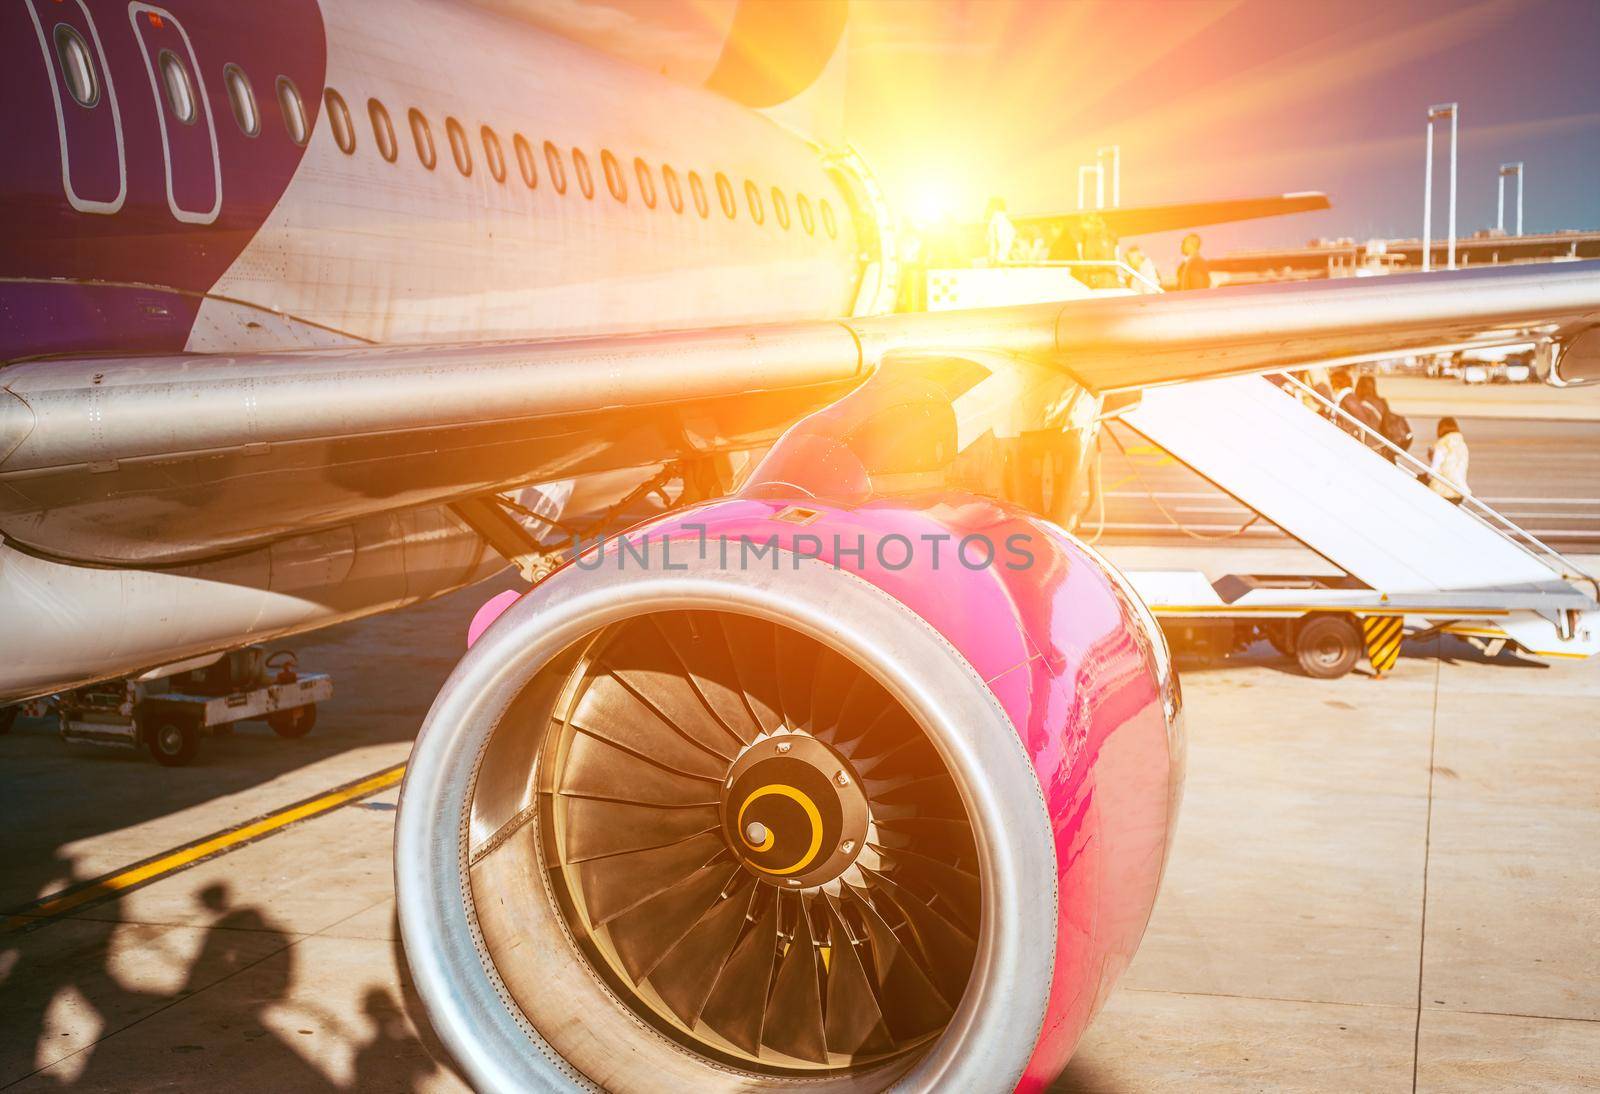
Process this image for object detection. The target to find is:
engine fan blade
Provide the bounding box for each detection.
[606,861,743,983]
[649,877,759,1027]
[820,896,895,1058]
[775,624,821,731]
[865,772,966,819]
[649,613,762,745]
[807,648,862,744]
[568,675,731,778]
[575,831,729,926]
[851,735,943,782]
[761,895,829,1063]
[810,668,877,749]
[716,615,785,736]
[557,732,722,807]
[870,815,977,863]
[557,797,721,864]
[872,846,981,933]
[821,673,895,756]
[840,707,923,763]
[862,870,976,1006]
[599,625,744,758]
[849,887,953,1041]
[699,888,780,1056]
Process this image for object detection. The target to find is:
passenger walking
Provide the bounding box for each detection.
[1427,417,1470,502]
[1330,368,1382,439]
[1175,233,1212,290]
[1356,374,1413,457]
[985,197,1017,265]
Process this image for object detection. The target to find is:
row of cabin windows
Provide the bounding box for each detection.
[55,22,313,146]
[330,89,840,239]
[50,23,840,240]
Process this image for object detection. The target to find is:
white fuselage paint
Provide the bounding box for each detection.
[190,0,864,351]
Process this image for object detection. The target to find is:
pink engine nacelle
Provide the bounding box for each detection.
[594,493,1182,1084]
[409,364,1184,1090]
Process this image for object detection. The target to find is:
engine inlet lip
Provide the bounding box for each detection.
[396,549,1058,1093]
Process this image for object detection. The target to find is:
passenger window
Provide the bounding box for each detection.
[572,148,594,199]
[771,187,790,230]
[446,117,471,176]
[278,77,308,145]
[661,165,683,213]
[821,198,837,239]
[409,108,436,169]
[514,134,537,188]
[745,180,764,225]
[797,193,815,235]
[159,50,196,125]
[634,158,656,209]
[54,25,99,108]
[715,172,736,218]
[369,99,397,162]
[688,171,708,217]
[544,141,566,193]
[223,64,257,136]
[601,150,626,202]
[482,127,506,183]
[324,89,355,154]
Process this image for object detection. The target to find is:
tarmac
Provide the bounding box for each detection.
[2,379,1597,1092]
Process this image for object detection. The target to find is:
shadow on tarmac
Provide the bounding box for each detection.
[1170,633,1550,679]
[0,574,518,1089]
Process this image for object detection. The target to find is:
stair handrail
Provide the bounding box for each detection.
[1000,258,1163,294]
[1271,371,1600,600]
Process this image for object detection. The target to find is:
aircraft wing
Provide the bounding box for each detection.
[2,260,1597,567]
[1011,192,1331,238]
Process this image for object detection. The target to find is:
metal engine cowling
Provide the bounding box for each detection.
[396,367,1184,1092]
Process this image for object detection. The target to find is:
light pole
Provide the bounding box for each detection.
[1423,102,1458,272]
[1097,145,1121,207]
[1498,162,1524,236]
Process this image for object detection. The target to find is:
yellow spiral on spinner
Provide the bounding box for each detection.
[736,784,823,876]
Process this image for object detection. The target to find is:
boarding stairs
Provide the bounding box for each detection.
[1117,373,1600,660]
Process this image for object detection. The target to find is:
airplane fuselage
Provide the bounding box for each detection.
[5,0,869,360]
[0,0,881,699]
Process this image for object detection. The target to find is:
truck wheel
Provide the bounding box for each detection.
[0,706,17,734]
[268,704,317,739]
[1295,615,1361,679]
[145,714,200,767]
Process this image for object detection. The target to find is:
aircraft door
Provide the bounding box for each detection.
[128,3,220,224]
[24,0,126,214]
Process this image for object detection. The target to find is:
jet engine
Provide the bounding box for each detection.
[395,365,1184,1092]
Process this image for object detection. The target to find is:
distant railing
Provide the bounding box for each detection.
[994,258,1164,294]
[1273,371,1600,599]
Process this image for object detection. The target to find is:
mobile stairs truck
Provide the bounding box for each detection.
[1114,373,1599,677]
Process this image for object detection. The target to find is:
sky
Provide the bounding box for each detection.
[840,0,1600,266]
[493,0,1600,266]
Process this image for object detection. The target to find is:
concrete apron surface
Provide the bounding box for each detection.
[2,575,1597,1092]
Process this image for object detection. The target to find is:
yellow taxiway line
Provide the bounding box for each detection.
[1,762,406,934]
